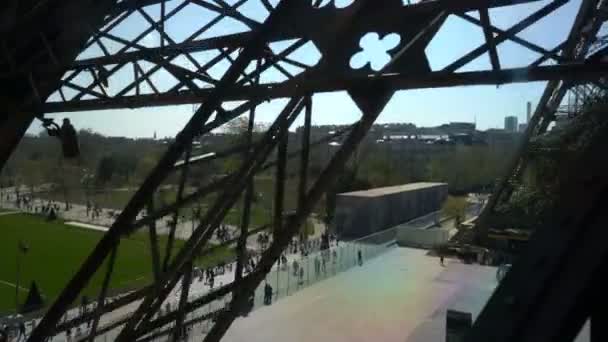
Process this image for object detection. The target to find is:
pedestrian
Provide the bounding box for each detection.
[18,321,26,341]
[0,326,6,342]
[299,266,304,286]
[314,257,320,277]
[357,250,363,266]
[184,325,191,341]
[74,327,81,341]
[81,295,89,316]
[292,260,299,277]
[264,283,273,305]
[321,256,326,274]
[246,293,255,316]
[66,328,72,342]
[440,254,445,267]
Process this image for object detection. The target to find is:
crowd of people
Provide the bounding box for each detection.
[0,231,362,342]
[0,321,26,342]
[0,184,359,341]
[84,201,104,221]
[215,225,232,244]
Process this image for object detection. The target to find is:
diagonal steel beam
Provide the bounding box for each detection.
[479,8,501,73]
[162,143,192,272]
[443,0,567,72]
[44,62,608,112]
[202,83,395,342]
[27,2,298,340]
[117,96,306,341]
[474,0,605,238]
[189,0,261,29]
[457,13,565,64]
[86,246,118,342]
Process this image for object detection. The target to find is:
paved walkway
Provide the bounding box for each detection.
[0,280,28,292]
[223,247,590,342]
[0,186,462,341]
[0,187,328,252]
[64,221,109,232]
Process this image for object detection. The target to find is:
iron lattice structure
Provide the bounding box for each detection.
[475,0,608,234]
[0,0,606,341]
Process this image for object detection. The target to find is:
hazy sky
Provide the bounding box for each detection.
[31,0,586,138]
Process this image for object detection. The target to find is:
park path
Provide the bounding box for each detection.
[0,186,329,252]
[0,280,28,292]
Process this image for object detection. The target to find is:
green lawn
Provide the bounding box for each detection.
[0,213,234,315]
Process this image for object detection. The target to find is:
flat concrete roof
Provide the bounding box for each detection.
[338,182,447,198]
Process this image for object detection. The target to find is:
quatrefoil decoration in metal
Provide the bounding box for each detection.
[350,33,401,72]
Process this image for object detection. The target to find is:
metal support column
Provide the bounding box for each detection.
[27,2,298,339]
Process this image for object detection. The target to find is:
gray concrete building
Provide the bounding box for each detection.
[333,182,448,239]
[504,116,518,133]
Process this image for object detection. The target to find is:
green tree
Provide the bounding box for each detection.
[442,196,468,225]
[114,153,138,183]
[135,154,159,181]
[21,159,46,195]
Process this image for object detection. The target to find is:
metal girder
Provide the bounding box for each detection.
[41,63,608,113]
[41,0,556,114]
[117,96,307,341]
[27,2,300,340]
[70,1,541,70]
[234,104,255,285]
[474,0,607,238]
[202,84,395,342]
[201,0,397,337]
[0,0,120,171]
[467,118,608,342]
[479,8,501,73]
[5,0,607,341]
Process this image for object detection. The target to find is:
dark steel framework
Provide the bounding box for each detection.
[0,0,606,341]
[475,0,608,237]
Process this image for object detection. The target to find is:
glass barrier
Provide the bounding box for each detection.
[47,210,462,341]
[250,210,446,312]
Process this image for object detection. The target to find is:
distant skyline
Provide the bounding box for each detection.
[29,0,583,138]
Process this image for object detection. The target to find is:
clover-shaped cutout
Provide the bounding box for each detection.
[349,32,401,71]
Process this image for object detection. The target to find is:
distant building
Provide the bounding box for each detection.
[504,116,518,133]
[483,128,520,148]
[518,123,528,132]
[447,122,476,133]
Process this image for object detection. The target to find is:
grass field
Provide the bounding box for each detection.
[0,213,234,315]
